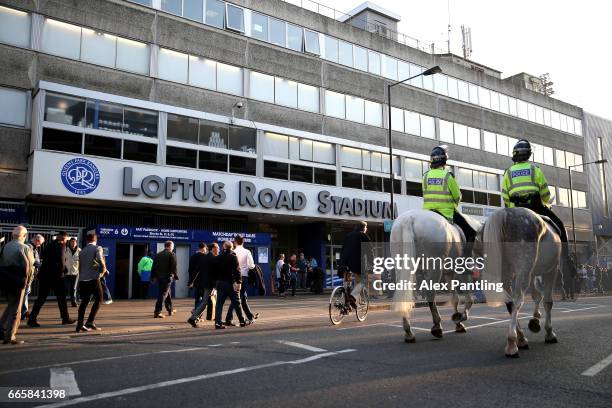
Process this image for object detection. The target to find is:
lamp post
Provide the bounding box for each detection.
[387,66,442,220]
[568,159,607,264]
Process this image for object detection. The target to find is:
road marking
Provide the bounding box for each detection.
[275,340,327,352]
[35,349,356,408]
[581,353,612,376]
[560,306,602,313]
[468,316,503,321]
[337,323,389,331]
[0,347,207,375]
[50,367,81,397]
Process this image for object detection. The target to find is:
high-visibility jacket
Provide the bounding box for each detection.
[502,161,550,207]
[137,256,153,282]
[422,167,461,219]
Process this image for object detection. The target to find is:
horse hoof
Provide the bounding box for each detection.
[455,323,466,333]
[505,352,520,358]
[431,327,443,338]
[451,312,462,323]
[528,319,541,333]
[405,337,416,343]
[534,311,542,319]
[545,337,558,344]
[518,343,529,350]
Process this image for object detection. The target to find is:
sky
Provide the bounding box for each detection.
[317,0,612,119]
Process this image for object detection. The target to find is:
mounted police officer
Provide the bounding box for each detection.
[422,145,476,244]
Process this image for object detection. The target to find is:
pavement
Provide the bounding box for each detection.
[0,294,611,408]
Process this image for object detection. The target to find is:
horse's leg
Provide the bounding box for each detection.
[450,288,467,333]
[543,275,558,344]
[528,277,543,333]
[403,315,416,343]
[505,286,525,358]
[428,295,443,338]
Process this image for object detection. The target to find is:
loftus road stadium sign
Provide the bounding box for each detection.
[123,167,397,219]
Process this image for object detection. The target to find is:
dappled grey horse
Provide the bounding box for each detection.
[480,207,561,357]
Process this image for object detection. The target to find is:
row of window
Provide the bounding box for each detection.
[120,1,583,136]
[262,132,335,164]
[439,120,481,149]
[390,108,436,139]
[550,186,588,209]
[0,86,28,127]
[324,91,382,127]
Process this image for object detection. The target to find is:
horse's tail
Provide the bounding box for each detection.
[482,209,508,307]
[391,213,416,317]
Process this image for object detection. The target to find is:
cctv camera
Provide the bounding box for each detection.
[235,101,244,109]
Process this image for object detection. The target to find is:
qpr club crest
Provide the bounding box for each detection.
[61,158,101,195]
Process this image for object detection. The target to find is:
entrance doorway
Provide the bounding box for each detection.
[325,245,343,287]
[156,243,190,298]
[115,243,149,299]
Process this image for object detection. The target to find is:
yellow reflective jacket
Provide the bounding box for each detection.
[502,161,550,207]
[422,167,461,219]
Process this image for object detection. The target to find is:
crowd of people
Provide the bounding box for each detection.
[273,252,324,297]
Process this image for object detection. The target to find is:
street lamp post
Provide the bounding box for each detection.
[387,66,442,220]
[568,159,607,264]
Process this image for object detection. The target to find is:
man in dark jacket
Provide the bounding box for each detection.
[340,221,374,304]
[151,241,178,318]
[187,243,218,327]
[28,231,75,327]
[213,241,250,329]
[188,243,208,308]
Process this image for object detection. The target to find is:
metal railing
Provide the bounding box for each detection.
[279,0,446,54]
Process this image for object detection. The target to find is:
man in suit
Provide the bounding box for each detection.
[28,231,75,327]
[187,243,218,327]
[151,241,178,318]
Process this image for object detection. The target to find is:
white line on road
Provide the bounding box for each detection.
[560,306,602,313]
[50,368,81,397]
[337,323,390,331]
[468,316,503,321]
[35,349,356,408]
[581,353,612,376]
[275,340,327,352]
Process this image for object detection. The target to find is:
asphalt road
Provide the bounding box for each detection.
[0,296,611,408]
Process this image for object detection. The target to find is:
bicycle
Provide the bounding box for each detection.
[329,269,369,325]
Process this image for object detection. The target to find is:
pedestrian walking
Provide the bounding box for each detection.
[188,243,208,308]
[21,234,44,321]
[64,237,80,307]
[213,241,250,329]
[288,254,299,296]
[275,253,286,297]
[0,226,35,344]
[297,253,307,289]
[151,241,178,318]
[225,235,259,325]
[187,243,218,327]
[76,232,107,333]
[28,231,76,327]
[137,251,154,299]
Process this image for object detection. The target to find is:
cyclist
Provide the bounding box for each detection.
[339,221,374,306]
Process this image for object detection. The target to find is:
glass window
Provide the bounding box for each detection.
[324,90,345,119]
[249,71,274,103]
[478,87,490,109]
[468,83,479,104]
[167,114,198,143]
[0,6,31,48]
[314,168,336,186]
[340,146,362,168]
[130,0,152,4]
[85,100,122,132]
[123,140,157,163]
[567,116,575,134]
[557,188,569,206]
[287,137,298,160]
[472,191,487,205]
[454,123,468,146]
[457,80,469,102]
[543,147,554,166]
[323,36,338,63]
[398,61,410,81]
[406,181,422,197]
[575,154,583,172]
[369,152,381,172]
[188,56,216,89]
[158,48,188,83]
[507,137,517,155]
[439,120,454,143]
[433,74,448,96]
[263,132,288,158]
[467,127,480,149]
[124,106,158,137]
[0,87,27,127]
[297,83,319,113]
[342,172,362,189]
[46,94,86,127]
[486,173,500,191]
[166,146,197,168]
[534,105,544,124]
[199,120,228,148]
[41,18,81,60]
[382,56,398,80]
[304,29,320,55]
[543,109,552,126]
[508,97,517,116]
[116,38,149,75]
[527,103,536,122]
[405,158,423,179]
[483,131,496,153]
[81,29,116,68]
[422,74,433,91]
[42,128,82,153]
[346,96,365,123]
[313,141,335,164]
[499,94,509,114]
[368,51,381,75]
[447,77,458,99]
[229,155,256,175]
[390,107,404,132]
[161,0,181,15]
[199,150,227,171]
[286,24,302,52]
[457,168,473,187]
[250,12,268,41]
[404,111,419,135]
[408,64,422,88]
[290,164,313,183]
[551,111,560,129]
[461,189,474,203]
[338,40,353,67]
[490,91,500,111]
[275,77,298,108]
[517,99,528,120]
[420,114,435,139]
[496,134,509,156]
[364,100,382,127]
[226,4,244,32]
[559,114,568,132]
[532,143,544,163]
[205,0,225,28]
[353,46,368,71]
[217,63,242,95]
[269,18,286,47]
[264,160,288,180]
[555,150,566,168]
[363,175,383,192]
[184,0,204,22]
[574,118,582,136]
[228,126,256,153]
[299,139,313,161]
[91,131,124,159]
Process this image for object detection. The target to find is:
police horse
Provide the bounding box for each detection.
[480,207,562,357]
[391,209,480,342]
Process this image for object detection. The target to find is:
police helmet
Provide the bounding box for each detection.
[430,145,448,167]
[512,139,532,162]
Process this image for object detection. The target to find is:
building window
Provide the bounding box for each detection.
[46,94,86,127]
[287,24,303,52]
[80,29,117,68]
[264,161,288,180]
[184,0,204,22]
[406,181,422,197]
[167,114,198,143]
[490,91,500,111]
[188,56,216,89]
[199,151,227,171]
[324,90,345,119]
[439,120,453,143]
[390,107,404,132]
[123,140,157,163]
[353,46,367,71]
[383,178,402,194]
[250,71,274,103]
[409,64,423,88]
[123,106,158,137]
[597,137,608,216]
[297,83,319,113]
[314,168,335,186]
[323,36,339,63]
[363,175,383,192]
[382,55,398,80]
[340,146,362,169]
[290,164,313,183]
[368,50,381,75]
[420,114,435,139]
[116,37,150,75]
[488,194,502,207]
[217,62,243,95]
[42,128,82,153]
[467,127,480,149]
[85,100,122,132]
[304,29,320,55]
[41,19,81,60]
[364,100,382,127]
[468,83,479,105]
[275,77,298,108]
[433,74,448,96]
[205,0,225,28]
[166,146,197,168]
[345,96,364,123]
[405,158,424,180]
[474,191,488,205]
[269,18,286,47]
[338,40,353,67]
[84,134,121,159]
[250,12,268,41]
[454,123,468,146]
[228,126,256,153]
[159,48,188,83]
[199,120,228,148]
[342,172,362,189]
[457,80,469,102]
[161,0,181,15]
[225,4,244,33]
[0,87,28,127]
[496,134,509,156]
[0,6,31,48]
[229,155,256,175]
[263,132,289,158]
[447,77,458,99]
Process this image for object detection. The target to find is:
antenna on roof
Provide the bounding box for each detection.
[447,0,451,53]
[461,25,472,59]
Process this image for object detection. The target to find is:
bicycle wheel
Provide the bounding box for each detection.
[355,286,369,322]
[329,286,347,325]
